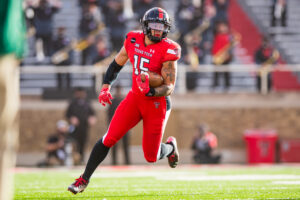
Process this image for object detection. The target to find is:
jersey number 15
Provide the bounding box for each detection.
[134,55,149,75]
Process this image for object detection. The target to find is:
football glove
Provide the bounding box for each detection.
[136,72,150,95]
[98,88,113,106]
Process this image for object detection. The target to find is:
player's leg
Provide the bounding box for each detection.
[68,92,141,194]
[141,96,177,165]
[111,143,117,165]
[83,92,141,177]
[102,94,141,148]
[122,133,130,165]
[165,136,179,168]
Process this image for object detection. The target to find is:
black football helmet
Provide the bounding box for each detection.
[141,7,171,42]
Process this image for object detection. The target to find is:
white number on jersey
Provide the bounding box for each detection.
[133,54,149,75]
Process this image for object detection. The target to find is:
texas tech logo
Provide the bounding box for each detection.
[154,102,160,108]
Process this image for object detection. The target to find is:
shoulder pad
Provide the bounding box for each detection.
[162,39,181,61]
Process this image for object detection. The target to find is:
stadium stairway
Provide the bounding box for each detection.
[236,0,300,90]
[228,0,261,61]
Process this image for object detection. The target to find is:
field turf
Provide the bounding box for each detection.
[14,165,300,200]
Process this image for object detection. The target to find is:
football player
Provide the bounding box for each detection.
[68,7,181,194]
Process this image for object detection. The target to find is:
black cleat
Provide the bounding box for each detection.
[166,136,179,168]
[68,175,89,194]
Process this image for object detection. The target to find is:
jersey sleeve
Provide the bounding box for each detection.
[123,32,131,53]
[124,31,137,53]
[162,41,181,62]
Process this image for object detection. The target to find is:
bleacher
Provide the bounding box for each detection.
[53,0,80,39]
[243,0,300,64]
[240,0,300,67]
[22,0,94,95]
[22,0,300,97]
[236,0,300,90]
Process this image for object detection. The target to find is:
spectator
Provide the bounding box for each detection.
[24,1,35,29]
[191,124,221,164]
[92,36,110,65]
[66,87,96,163]
[23,1,36,58]
[37,120,70,167]
[104,0,126,52]
[176,0,204,63]
[32,0,61,58]
[271,0,287,27]
[52,27,72,90]
[211,20,233,91]
[213,0,230,22]
[108,85,131,165]
[79,1,102,65]
[79,0,102,38]
[82,35,97,65]
[191,1,217,65]
[78,0,99,7]
[254,36,279,92]
[89,36,110,89]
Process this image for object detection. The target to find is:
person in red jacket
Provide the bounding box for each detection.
[211,20,233,91]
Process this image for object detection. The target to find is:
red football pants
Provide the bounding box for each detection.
[102,91,171,162]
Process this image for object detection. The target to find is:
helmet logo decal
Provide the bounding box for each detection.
[154,102,160,108]
[158,8,163,19]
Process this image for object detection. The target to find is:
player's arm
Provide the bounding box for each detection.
[99,46,129,106]
[101,46,129,90]
[136,60,177,97]
[154,60,177,97]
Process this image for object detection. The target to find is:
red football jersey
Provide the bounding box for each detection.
[124,31,181,94]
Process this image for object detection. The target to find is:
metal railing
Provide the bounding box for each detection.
[20,64,300,95]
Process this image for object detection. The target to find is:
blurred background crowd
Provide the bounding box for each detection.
[20,0,299,94]
[22,0,234,66]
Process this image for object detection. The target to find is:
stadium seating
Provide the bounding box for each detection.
[20,0,300,96]
[238,0,300,90]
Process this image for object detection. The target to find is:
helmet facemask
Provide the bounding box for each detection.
[146,22,170,42]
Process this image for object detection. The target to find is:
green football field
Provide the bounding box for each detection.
[14,165,300,200]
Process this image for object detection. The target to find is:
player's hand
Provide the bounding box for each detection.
[136,72,150,95]
[98,88,113,106]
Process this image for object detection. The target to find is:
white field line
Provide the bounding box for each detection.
[88,171,300,181]
[158,175,300,181]
[272,181,300,185]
